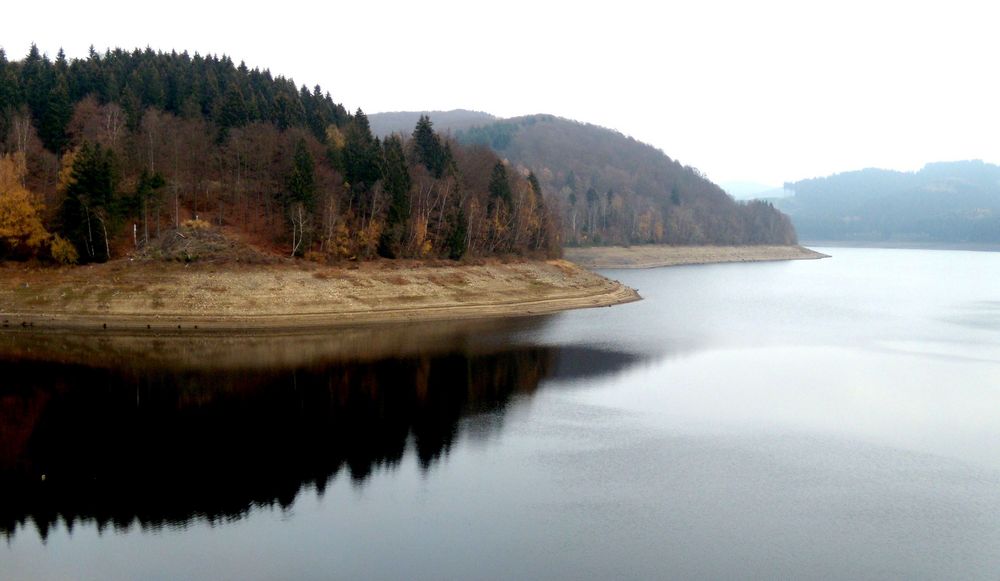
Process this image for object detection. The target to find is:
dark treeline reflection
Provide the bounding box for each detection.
[0,344,641,541]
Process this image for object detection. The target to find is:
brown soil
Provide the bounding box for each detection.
[564,245,830,269]
[0,259,640,332]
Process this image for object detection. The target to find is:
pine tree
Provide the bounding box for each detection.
[528,172,543,204]
[412,115,445,177]
[306,85,328,142]
[378,135,411,258]
[286,138,317,211]
[216,83,249,140]
[528,171,549,251]
[39,74,72,152]
[342,109,380,191]
[488,161,512,208]
[0,50,19,139]
[446,205,468,260]
[121,83,143,132]
[59,142,120,262]
[285,139,317,256]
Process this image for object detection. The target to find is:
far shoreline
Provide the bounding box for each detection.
[564,244,829,270]
[801,240,1000,253]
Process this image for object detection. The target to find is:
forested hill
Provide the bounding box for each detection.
[371,112,797,246]
[776,160,1000,243]
[0,47,557,263]
[369,110,496,139]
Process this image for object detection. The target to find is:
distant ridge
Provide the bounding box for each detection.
[776,160,1000,243]
[721,181,792,200]
[370,111,797,246]
[368,109,496,138]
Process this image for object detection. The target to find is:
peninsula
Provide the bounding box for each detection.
[0,258,638,331]
[565,245,828,269]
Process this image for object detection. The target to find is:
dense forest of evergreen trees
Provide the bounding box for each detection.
[0,46,557,263]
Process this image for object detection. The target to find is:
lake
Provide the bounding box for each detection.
[3,247,1000,580]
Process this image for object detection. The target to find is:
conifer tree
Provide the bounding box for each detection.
[412,115,445,177]
[527,172,543,204]
[342,109,380,191]
[378,134,411,257]
[59,142,120,262]
[216,84,249,140]
[41,75,73,152]
[446,205,468,260]
[0,50,19,139]
[286,138,317,211]
[488,161,512,208]
[285,138,317,256]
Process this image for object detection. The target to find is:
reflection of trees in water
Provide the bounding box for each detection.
[0,350,551,539]
[0,345,642,540]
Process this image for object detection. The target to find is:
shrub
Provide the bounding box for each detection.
[50,235,79,265]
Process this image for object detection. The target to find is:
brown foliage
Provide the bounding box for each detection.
[5,104,562,264]
[0,153,51,258]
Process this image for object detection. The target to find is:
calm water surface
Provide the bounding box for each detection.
[3,247,1000,580]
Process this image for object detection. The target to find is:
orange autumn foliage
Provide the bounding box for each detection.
[0,153,51,257]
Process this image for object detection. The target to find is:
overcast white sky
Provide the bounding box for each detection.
[4,0,1000,186]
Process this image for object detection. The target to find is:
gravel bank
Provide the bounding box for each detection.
[564,245,829,269]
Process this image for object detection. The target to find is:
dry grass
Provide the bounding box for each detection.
[0,258,639,331]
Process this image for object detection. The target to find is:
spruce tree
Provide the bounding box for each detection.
[285,139,317,256]
[40,74,72,153]
[286,139,317,211]
[527,172,543,204]
[488,161,512,208]
[378,135,411,258]
[412,115,445,177]
[342,109,380,191]
[446,205,468,260]
[0,50,18,137]
[216,84,248,140]
[60,142,120,262]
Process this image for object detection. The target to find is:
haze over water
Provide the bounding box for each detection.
[3,247,1000,579]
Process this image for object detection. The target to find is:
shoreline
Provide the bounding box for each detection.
[801,240,1000,253]
[0,259,640,332]
[564,244,829,269]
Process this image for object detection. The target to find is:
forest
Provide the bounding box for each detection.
[777,160,1000,243]
[0,47,557,264]
[371,112,798,246]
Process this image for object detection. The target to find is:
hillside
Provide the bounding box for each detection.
[0,47,557,265]
[372,112,797,246]
[776,160,1000,243]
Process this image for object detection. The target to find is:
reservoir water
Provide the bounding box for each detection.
[3,247,1000,579]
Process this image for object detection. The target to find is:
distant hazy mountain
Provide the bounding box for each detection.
[776,160,1000,243]
[721,182,794,200]
[722,181,776,199]
[368,109,496,137]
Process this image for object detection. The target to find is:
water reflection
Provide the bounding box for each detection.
[0,326,643,541]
